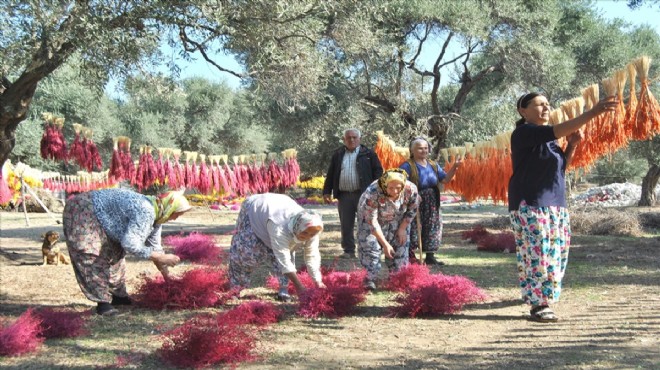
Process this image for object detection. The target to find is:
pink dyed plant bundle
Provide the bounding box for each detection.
[476,231,516,253]
[0,309,44,357]
[163,232,223,263]
[218,301,283,327]
[34,308,90,339]
[265,271,316,294]
[322,270,367,290]
[297,285,366,319]
[384,264,432,292]
[133,267,235,310]
[391,273,488,317]
[158,314,258,368]
[266,266,360,295]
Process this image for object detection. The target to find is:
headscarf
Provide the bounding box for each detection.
[378,168,408,195]
[287,210,323,235]
[152,190,192,224]
[409,137,432,159]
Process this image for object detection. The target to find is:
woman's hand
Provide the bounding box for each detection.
[151,252,180,267]
[383,242,395,259]
[396,227,408,246]
[590,96,618,116]
[315,281,327,289]
[567,128,584,147]
[151,252,180,280]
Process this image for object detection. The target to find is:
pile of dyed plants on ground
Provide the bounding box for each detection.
[0,308,90,357]
[388,265,488,317]
[158,301,283,368]
[2,230,489,367]
[164,232,225,263]
[462,226,516,253]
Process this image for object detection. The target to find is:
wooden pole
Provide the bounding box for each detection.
[23,182,60,224]
[416,211,424,263]
[20,177,30,227]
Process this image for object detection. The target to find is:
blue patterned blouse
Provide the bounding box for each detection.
[90,189,163,259]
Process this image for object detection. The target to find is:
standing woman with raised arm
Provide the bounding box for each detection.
[508,92,617,322]
[400,137,461,265]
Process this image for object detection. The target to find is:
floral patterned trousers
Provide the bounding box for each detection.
[509,201,571,306]
[357,220,410,283]
[228,203,291,290]
[63,192,128,303]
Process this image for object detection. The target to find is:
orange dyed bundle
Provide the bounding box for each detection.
[443,140,511,204]
[374,131,407,170]
[624,63,638,138]
[633,56,660,139]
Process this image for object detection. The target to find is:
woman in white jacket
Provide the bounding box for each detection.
[228,193,326,301]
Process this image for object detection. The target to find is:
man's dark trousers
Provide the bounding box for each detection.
[337,191,362,254]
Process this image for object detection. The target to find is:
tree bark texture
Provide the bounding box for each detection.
[638,164,659,206]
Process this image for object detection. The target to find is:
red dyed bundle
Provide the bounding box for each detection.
[197,156,211,194]
[391,274,487,317]
[134,146,158,191]
[133,267,234,310]
[266,158,283,192]
[461,226,490,243]
[67,125,85,166]
[86,139,103,172]
[163,232,223,263]
[118,137,135,183]
[0,309,44,357]
[39,115,67,162]
[462,226,515,253]
[218,301,283,327]
[297,285,366,318]
[476,232,515,253]
[158,315,258,368]
[384,264,432,292]
[109,143,125,180]
[33,308,89,339]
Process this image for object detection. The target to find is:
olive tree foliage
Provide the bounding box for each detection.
[247,0,572,171]
[0,0,164,167]
[11,57,122,170]
[117,74,270,157]
[1,0,320,168]
[117,75,187,150]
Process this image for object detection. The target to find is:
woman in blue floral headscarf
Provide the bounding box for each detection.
[63,188,191,316]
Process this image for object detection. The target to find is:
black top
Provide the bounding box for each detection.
[508,123,567,211]
[323,144,383,198]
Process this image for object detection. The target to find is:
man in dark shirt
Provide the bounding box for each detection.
[323,129,383,258]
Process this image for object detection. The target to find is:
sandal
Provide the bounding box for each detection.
[529,306,559,323]
[277,292,292,303]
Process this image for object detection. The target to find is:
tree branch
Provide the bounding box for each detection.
[178,27,246,79]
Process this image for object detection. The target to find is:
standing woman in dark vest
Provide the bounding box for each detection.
[400,137,461,265]
[509,92,617,322]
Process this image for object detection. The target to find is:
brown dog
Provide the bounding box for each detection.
[41,231,70,266]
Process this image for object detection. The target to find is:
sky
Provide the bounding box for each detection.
[107,1,660,94]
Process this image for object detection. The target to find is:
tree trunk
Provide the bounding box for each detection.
[0,81,39,167]
[638,164,660,206]
[0,36,76,167]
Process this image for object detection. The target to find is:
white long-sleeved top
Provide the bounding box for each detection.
[246,193,322,283]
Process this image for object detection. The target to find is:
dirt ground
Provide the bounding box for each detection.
[0,203,659,369]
